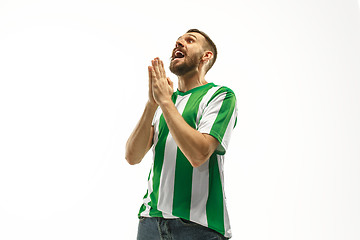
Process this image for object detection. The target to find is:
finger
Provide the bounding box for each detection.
[148,66,152,80]
[148,66,153,85]
[167,77,173,89]
[160,60,166,78]
[151,60,156,76]
[151,60,156,72]
[153,58,165,79]
[161,59,164,68]
[152,59,161,78]
[150,65,157,82]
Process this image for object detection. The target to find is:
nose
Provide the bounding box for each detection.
[176,40,184,48]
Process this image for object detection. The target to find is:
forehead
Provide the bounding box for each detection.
[177,32,205,42]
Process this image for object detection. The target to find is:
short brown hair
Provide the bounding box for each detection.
[187,29,217,73]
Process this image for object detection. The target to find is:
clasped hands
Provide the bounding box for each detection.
[148,57,174,107]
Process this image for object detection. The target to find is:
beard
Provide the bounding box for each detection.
[169,53,201,76]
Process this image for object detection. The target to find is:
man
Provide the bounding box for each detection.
[125,29,237,239]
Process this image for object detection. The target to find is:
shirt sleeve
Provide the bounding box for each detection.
[197,87,238,155]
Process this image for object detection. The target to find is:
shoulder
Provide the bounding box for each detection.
[207,84,236,105]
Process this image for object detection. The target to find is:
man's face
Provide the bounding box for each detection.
[169,32,205,76]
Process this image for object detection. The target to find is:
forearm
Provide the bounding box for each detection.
[160,101,218,167]
[125,101,157,165]
[148,58,218,167]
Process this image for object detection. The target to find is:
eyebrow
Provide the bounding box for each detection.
[177,34,197,40]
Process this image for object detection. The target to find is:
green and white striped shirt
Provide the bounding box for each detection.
[138,82,237,238]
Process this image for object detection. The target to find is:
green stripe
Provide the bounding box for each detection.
[172,85,212,219]
[176,82,215,96]
[209,90,236,154]
[172,148,193,218]
[182,84,213,128]
[138,165,153,216]
[138,190,148,217]
[206,154,225,235]
[206,85,224,104]
[148,93,178,217]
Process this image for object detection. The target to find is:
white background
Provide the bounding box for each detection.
[1,0,360,239]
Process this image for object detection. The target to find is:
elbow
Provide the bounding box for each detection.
[189,158,207,168]
[190,161,202,168]
[125,149,141,165]
[125,141,141,165]
[187,146,215,168]
[125,157,139,165]
[125,155,133,165]
[188,153,210,168]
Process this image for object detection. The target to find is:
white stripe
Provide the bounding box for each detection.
[140,162,154,217]
[195,86,221,129]
[190,160,209,226]
[216,155,225,203]
[152,109,161,151]
[157,94,191,216]
[157,132,177,215]
[224,199,232,238]
[152,107,161,126]
[217,155,232,238]
[140,110,161,217]
[197,92,227,134]
[218,102,237,152]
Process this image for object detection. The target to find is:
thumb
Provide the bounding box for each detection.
[167,77,173,89]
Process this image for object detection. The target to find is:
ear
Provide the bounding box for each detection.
[201,51,213,63]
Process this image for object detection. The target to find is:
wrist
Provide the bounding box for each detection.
[158,99,174,110]
[146,101,158,110]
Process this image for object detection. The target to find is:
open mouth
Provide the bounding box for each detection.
[172,50,185,61]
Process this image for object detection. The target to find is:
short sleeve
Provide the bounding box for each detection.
[197,87,237,155]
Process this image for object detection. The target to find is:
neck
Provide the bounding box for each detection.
[177,69,207,93]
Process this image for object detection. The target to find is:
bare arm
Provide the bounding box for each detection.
[125,102,157,165]
[160,101,219,167]
[150,58,219,168]
[125,66,158,165]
